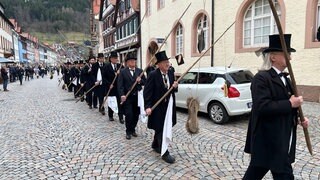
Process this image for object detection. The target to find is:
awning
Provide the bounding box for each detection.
[0,57,14,63]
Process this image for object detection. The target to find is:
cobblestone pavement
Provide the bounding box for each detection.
[0,75,319,180]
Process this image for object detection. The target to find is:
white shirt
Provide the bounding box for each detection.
[272,66,286,86]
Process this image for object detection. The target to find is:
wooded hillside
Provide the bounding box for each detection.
[2,0,90,34]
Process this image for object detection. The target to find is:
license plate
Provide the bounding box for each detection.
[247,102,252,108]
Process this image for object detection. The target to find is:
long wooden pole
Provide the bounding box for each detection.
[75,83,98,103]
[74,82,86,96]
[122,3,192,104]
[267,0,312,155]
[151,21,235,111]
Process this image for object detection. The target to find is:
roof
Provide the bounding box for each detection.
[0,10,14,28]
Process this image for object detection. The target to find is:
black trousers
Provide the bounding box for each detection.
[123,95,139,134]
[94,85,106,109]
[243,163,294,180]
[85,85,97,107]
[108,95,123,120]
[152,130,169,156]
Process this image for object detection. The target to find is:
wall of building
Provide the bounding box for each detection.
[140,0,320,88]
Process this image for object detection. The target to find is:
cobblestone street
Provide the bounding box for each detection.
[0,75,319,179]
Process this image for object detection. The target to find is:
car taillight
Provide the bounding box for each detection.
[228,86,240,98]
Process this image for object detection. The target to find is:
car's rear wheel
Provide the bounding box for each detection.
[208,102,229,124]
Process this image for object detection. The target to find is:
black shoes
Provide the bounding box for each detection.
[119,119,124,124]
[131,132,138,137]
[152,147,161,154]
[126,134,131,140]
[109,117,114,121]
[99,107,105,115]
[162,154,175,164]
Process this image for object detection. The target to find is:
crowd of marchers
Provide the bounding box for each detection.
[0,63,58,91]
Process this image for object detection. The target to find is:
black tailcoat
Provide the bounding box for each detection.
[144,68,177,132]
[244,68,298,172]
[117,67,145,98]
[106,63,122,96]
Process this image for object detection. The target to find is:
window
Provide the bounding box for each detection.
[179,72,196,84]
[243,0,280,47]
[197,73,216,84]
[305,0,320,48]
[158,0,165,9]
[175,24,183,55]
[317,1,320,36]
[134,17,138,32]
[197,15,209,51]
[146,0,151,16]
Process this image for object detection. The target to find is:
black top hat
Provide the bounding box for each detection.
[73,61,78,64]
[110,51,118,58]
[88,55,95,60]
[125,53,137,62]
[262,34,296,54]
[66,62,71,65]
[97,53,104,58]
[155,51,169,64]
[79,60,84,64]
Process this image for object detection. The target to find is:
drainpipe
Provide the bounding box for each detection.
[211,0,214,67]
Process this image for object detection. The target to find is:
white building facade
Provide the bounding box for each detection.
[140,0,320,101]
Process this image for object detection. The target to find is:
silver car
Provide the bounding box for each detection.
[176,67,253,124]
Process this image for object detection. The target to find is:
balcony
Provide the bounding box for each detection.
[115,34,139,50]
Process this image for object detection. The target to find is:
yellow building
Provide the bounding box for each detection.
[140,0,320,102]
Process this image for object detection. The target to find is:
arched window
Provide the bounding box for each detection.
[316,1,320,39]
[305,0,320,48]
[197,15,209,51]
[236,0,286,52]
[243,0,280,47]
[175,24,183,55]
[191,11,210,56]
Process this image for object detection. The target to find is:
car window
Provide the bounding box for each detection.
[179,72,196,84]
[226,70,253,84]
[196,73,216,84]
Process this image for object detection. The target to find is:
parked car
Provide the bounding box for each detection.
[176,66,254,124]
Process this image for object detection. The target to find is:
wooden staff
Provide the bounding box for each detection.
[267,0,312,155]
[151,21,235,111]
[74,82,86,96]
[58,76,63,86]
[101,11,148,108]
[122,3,192,104]
[75,83,98,103]
[67,77,76,89]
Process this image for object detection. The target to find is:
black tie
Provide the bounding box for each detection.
[100,63,103,67]
[130,69,135,77]
[162,74,168,89]
[114,64,117,72]
[279,72,292,95]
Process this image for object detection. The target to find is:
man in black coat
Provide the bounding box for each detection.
[92,53,108,115]
[63,62,72,91]
[16,65,24,85]
[106,51,124,123]
[82,56,98,109]
[144,51,178,164]
[118,53,146,140]
[1,65,9,91]
[70,61,80,97]
[243,34,309,179]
